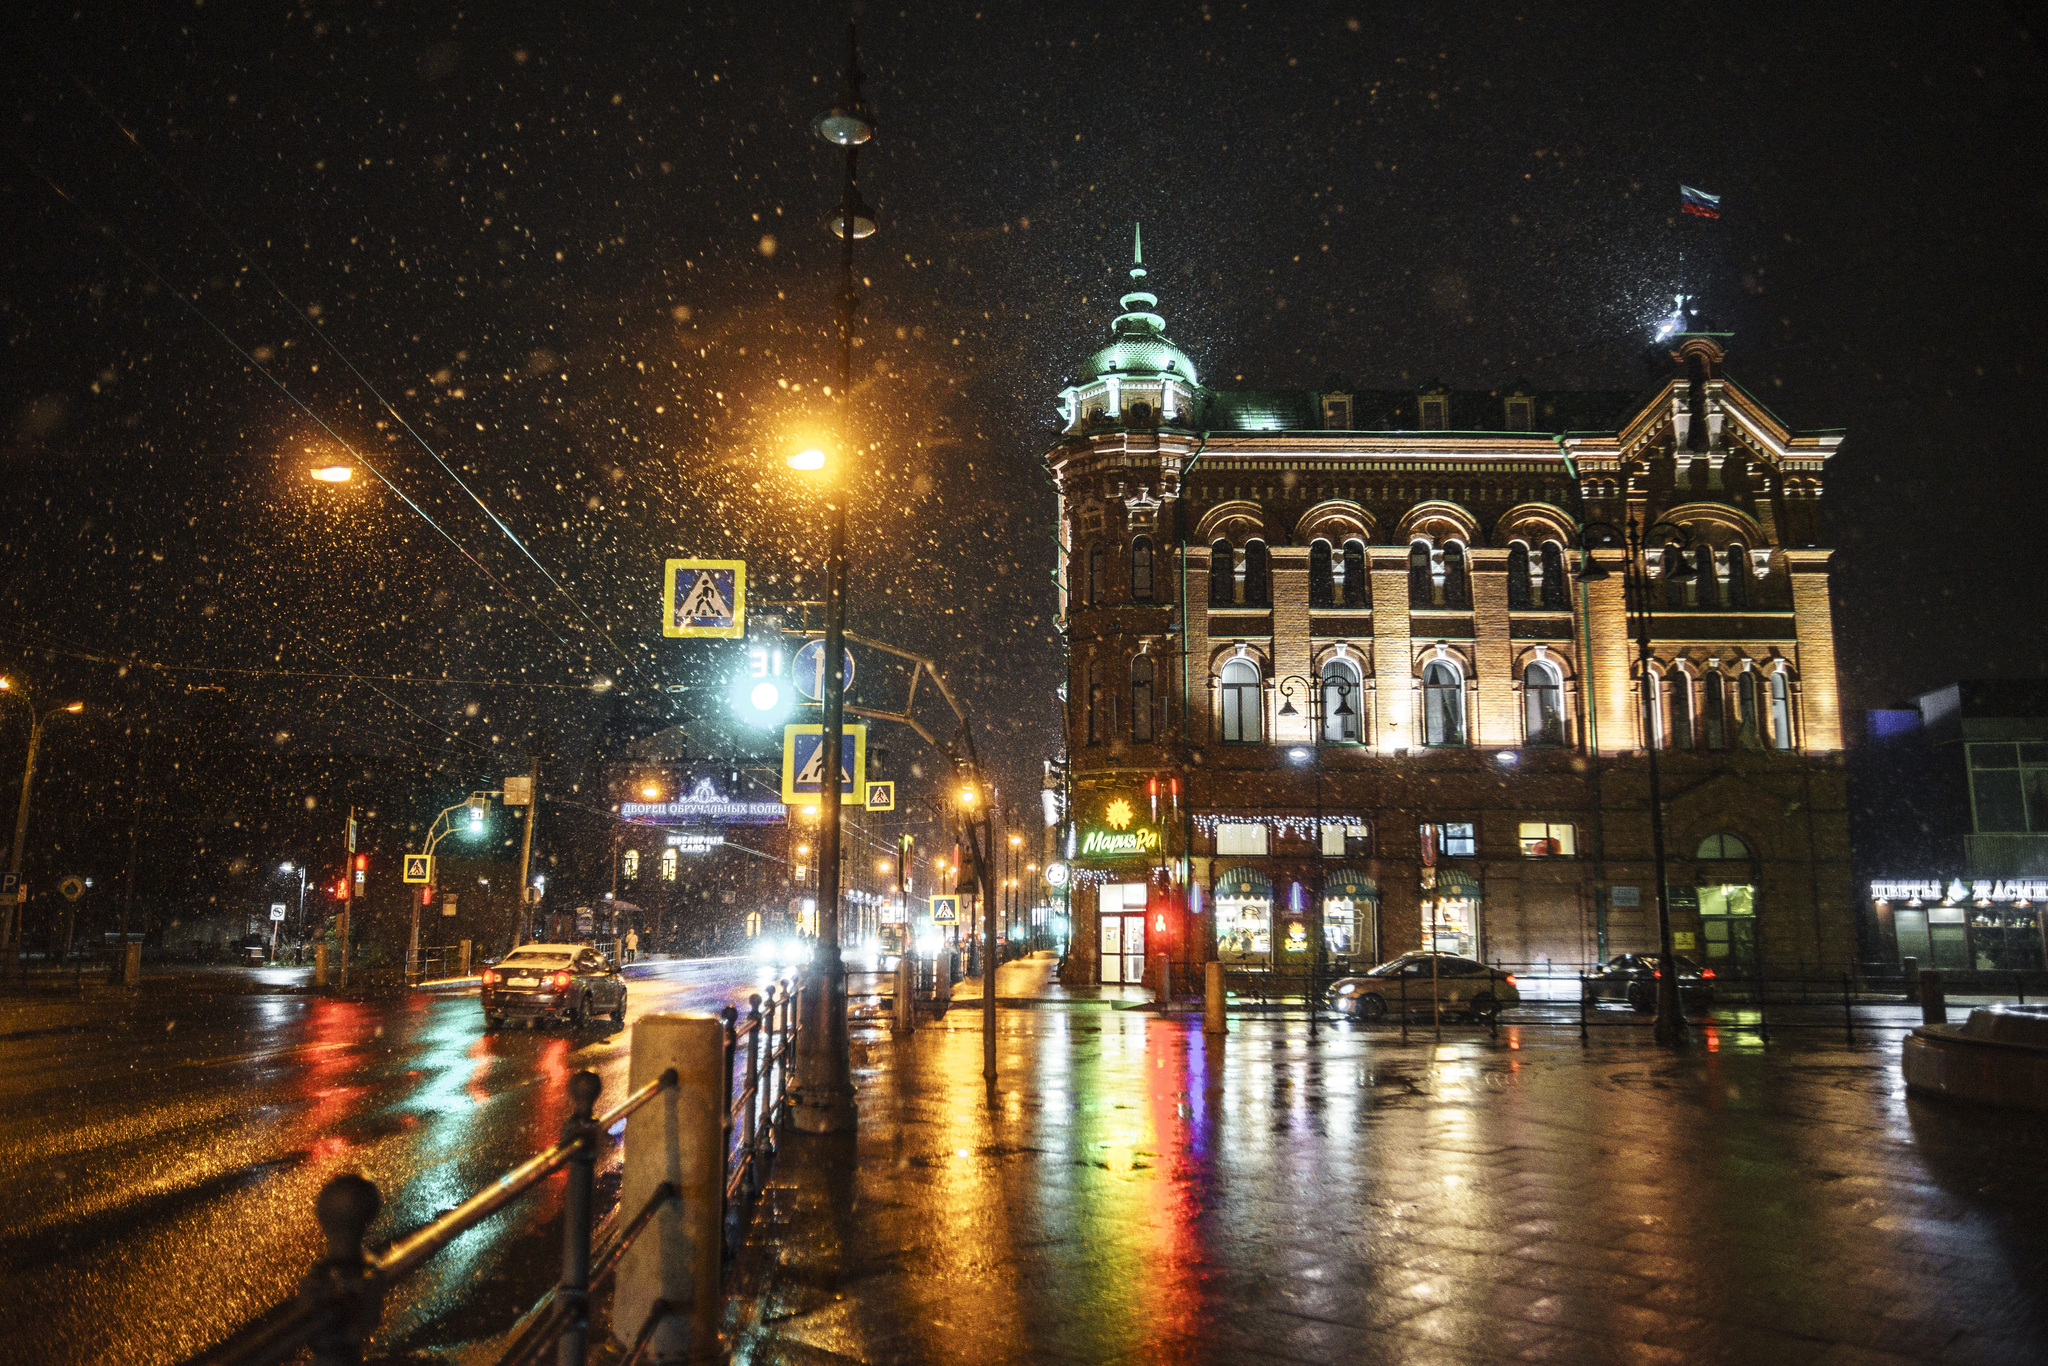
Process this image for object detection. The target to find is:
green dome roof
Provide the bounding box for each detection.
[1075,226,1199,388]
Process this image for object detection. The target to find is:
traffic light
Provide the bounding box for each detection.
[897,833,914,892]
[353,854,367,892]
[730,627,793,727]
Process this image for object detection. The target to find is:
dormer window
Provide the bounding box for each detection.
[1505,396,1534,431]
[1419,394,1449,430]
[1322,393,1353,430]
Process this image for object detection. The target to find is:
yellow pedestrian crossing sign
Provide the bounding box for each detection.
[865,781,895,812]
[662,558,747,638]
[403,854,433,884]
[929,895,960,925]
[780,723,866,803]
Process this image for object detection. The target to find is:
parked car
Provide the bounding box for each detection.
[1582,953,1716,1013]
[1327,952,1521,1021]
[480,943,627,1029]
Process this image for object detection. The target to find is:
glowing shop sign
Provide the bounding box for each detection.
[1080,826,1162,857]
[1871,878,2047,903]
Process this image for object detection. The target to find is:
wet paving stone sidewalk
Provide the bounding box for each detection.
[723,1006,2048,1366]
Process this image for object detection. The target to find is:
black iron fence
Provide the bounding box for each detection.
[180,972,805,1366]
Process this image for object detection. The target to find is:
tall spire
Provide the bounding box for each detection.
[1133,222,1145,277]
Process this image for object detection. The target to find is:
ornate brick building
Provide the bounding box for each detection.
[1052,242,1854,990]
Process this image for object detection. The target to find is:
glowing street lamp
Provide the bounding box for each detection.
[309,465,353,483]
[787,447,828,472]
[1,681,85,952]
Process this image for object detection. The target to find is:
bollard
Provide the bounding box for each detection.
[459,940,472,978]
[1842,972,1855,1047]
[1152,952,1170,1008]
[894,952,916,1035]
[1203,961,1225,1035]
[1578,974,1589,1045]
[123,940,141,988]
[1900,955,1919,998]
[1918,969,1946,1027]
[613,1015,725,1364]
[558,1070,601,1365]
[935,954,952,1007]
[305,1173,384,1366]
[314,943,329,989]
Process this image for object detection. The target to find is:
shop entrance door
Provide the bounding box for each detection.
[1099,914,1147,984]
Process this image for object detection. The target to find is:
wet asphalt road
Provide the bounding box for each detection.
[0,957,795,1366]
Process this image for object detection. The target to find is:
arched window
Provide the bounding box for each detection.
[1342,540,1369,607]
[659,847,678,882]
[1663,544,1688,608]
[1209,540,1235,606]
[1725,545,1750,608]
[1320,657,1363,744]
[1085,658,1104,745]
[622,849,640,882]
[1669,668,1695,749]
[1130,536,1154,602]
[1308,539,1335,608]
[1642,668,1665,749]
[1770,669,1794,750]
[1696,832,1750,859]
[1703,671,1727,749]
[1243,540,1271,607]
[1540,542,1569,609]
[1086,544,1107,605]
[1130,655,1155,743]
[1523,660,1565,746]
[1506,543,1533,609]
[1220,657,1263,744]
[1737,669,1761,745]
[1408,541,1434,608]
[1694,546,1720,608]
[1442,542,1470,608]
[1422,659,1465,747]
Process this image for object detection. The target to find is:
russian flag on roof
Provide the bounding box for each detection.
[1680,185,1722,219]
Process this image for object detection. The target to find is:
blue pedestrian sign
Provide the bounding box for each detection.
[780,724,867,803]
[791,640,856,702]
[929,895,960,926]
[662,558,748,639]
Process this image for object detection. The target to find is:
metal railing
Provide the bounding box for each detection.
[181,970,806,1366]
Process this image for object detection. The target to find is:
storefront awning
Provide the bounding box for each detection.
[1323,869,1379,901]
[1435,868,1482,898]
[1215,867,1273,900]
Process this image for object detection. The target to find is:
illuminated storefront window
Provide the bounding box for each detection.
[659,847,678,882]
[1697,883,1756,973]
[1322,869,1379,963]
[1215,867,1274,964]
[622,849,640,881]
[1423,870,1481,957]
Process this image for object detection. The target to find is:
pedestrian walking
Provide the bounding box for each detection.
[625,928,639,964]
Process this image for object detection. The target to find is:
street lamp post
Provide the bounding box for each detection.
[1588,519,1689,1048]
[1277,671,1353,1023]
[281,862,308,962]
[1,679,84,954]
[789,22,876,1135]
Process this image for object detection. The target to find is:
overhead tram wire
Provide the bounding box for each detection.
[12,630,605,691]
[58,70,660,695]
[11,151,582,656]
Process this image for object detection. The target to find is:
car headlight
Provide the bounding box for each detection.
[1334,982,1357,995]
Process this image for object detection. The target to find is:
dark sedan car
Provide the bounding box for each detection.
[1582,953,1716,1012]
[480,943,627,1029]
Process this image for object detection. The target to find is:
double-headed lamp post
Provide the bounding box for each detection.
[787,22,877,1134]
[1582,519,1688,1048]
[279,861,308,960]
[1,678,84,952]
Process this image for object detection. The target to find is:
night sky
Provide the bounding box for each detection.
[3,4,2045,903]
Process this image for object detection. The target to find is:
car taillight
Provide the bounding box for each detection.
[1652,970,1662,978]
[481,969,498,986]
[1504,974,1516,986]
[1701,968,1716,979]
[552,971,572,991]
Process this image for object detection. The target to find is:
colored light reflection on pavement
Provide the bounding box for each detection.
[727,1005,2048,1365]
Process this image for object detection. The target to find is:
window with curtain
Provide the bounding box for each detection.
[1423,660,1465,746]
[1087,544,1107,605]
[1342,540,1369,607]
[1085,658,1103,745]
[621,849,640,881]
[1220,657,1263,744]
[1243,540,1271,607]
[1524,661,1565,746]
[1725,545,1750,608]
[1703,671,1727,749]
[1308,540,1335,608]
[1408,542,1434,608]
[1694,546,1719,608]
[1669,670,1694,749]
[1209,540,1235,606]
[1130,655,1155,742]
[1442,542,1470,608]
[659,847,678,881]
[1770,671,1793,750]
[1320,658,1363,744]
[1540,542,1569,608]
[1664,545,1688,607]
[1129,536,1153,602]
[1506,543,1532,608]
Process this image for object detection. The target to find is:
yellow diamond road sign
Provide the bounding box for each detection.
[662,558,747,638]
